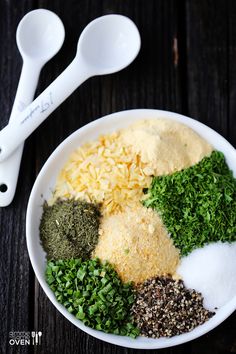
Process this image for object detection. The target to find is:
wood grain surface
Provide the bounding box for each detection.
[0,1,235,353]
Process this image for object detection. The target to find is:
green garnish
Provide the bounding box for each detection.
[40,199,101,260]
[46,258,139,338]
[143,151,236,256]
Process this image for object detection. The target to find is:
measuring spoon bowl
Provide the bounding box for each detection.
[17,8,65,64]
[0,9,65,207]
[78,14,141,74]
[0,15,140,162]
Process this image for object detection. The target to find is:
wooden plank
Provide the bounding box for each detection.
[225,3,236,353]
[0,1,37,353]
[185,0,229,138]
[3,1,235,353]
[228,0,236,148]
[185,1,236,353]
[33,0,184,353]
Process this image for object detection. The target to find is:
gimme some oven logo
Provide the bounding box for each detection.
[9,331,42,346]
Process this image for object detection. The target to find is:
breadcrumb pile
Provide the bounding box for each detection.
[93,206,180,283]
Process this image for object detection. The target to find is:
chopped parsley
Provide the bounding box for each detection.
[143,151,236,256]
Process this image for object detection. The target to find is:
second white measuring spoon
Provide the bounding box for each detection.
[0,14,141,163]
[0,9,65,206]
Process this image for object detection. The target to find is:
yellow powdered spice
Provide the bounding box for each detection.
[93,206,180,283]
[119,119,213,176]
[53,132,151,215]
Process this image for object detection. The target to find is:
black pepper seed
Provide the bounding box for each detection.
[131,276,215,338]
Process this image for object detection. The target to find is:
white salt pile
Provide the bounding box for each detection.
[177,241,236,311]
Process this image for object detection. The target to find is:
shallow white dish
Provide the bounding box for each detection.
[26,109,236,349]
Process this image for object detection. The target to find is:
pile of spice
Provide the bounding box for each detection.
[177,241,236,310]
[93,206,180,283]
[52,132,151,215]
[119,119,213,176]
[40,199,100,260]
[131,277,214,338]
[46,258,139,337]
[143,151,236,256]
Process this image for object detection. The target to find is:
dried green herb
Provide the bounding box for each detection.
[143,151,236,256]
[40,199,101,260]
[46,258,139,338]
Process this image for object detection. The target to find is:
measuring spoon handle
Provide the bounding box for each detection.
[0,60,41,206]
[0,57,91,164]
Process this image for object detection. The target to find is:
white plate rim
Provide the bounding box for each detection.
[26,108,236,349]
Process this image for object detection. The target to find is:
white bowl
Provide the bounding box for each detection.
[26,109,236,349]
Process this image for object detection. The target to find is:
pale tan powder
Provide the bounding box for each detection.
[93,206,180,284]
[119,119,213,176]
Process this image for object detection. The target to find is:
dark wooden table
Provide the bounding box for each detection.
[1,1,236,353]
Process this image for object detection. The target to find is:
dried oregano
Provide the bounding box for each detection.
[40,199,101,260]
[143,151,236,256]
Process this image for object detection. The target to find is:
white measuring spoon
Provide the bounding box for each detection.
[0,14,140,163]
[0,9,65,206]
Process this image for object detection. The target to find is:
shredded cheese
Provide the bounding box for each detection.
[53,132,151,215]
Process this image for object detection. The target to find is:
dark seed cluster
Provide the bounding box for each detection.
[131,277,215,338]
